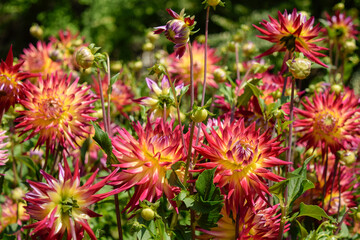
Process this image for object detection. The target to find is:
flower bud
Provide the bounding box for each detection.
[143,42,155,52]
[133,60,143,71]
[141,208,155,221]
[333,2,345,11]
[242,42,256,57]
[49,49,63,62]
[339,150,356,166]
[11,187,25,201]
[191,109,208,123]
[213,68,227,82]
[307,172,317,184]
[287,57,312,79]
[146,31,159,43]
[30,24,43,39]
[196,35,206,44]
[330,84,342,95]
[207,0,221,7]
[343,39,357,53]
[110,60,122,72]
[227,41,236,52]
[75,47,94,69]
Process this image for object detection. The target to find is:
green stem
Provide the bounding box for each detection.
[322,146,329,209]
[97,69,109,133]
[188,43,194,109]
[105,53,111,133]
[114,194,123,240]
[183,122,195,186]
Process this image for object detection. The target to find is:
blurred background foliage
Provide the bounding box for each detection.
[1,0,359,61]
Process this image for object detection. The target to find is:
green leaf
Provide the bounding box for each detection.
[4,224,21,235]
[296,220,308,239]
[298,203,332,221]
[108,72,120,95]
[91,122,117,163]
[237,79,261,106]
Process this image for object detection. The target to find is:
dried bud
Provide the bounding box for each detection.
[287,57,312,79]
[213,68,227,82]
[75,47,94,69]
[191,108,208,123]
[30,24,43,39]
[141,208,155,221]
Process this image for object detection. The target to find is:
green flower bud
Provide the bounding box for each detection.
[333,2,345,11]
[227,41,236,52]
[30,24,43,39]
[143,42,155,52]
[242,42,256,57]
[356,212,360,221]
[146,31,159,43]
[141,208,155,221]
[343,39,357,53]
[307,172,318,184]
[49,49,63,62]
[75,47,94,69]
[196,35,206,44]
[330,84,343,95]
[207,0,221,7]
[213,68,227,82]
[191,108,208,123]
[339,150,356,166]
[133,60,143,71]
[287,57,312,80]
[11,187,25,201]
[110,60,122,72]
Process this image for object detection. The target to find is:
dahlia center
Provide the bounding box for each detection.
[60,196,79,215]
[315,112,338,135]
[0,73,15,86]
[223,141,257,172]
[42,98,65,119]
[280,34,296,52]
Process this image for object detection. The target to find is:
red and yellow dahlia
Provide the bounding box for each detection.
[295,90,360,153]
[0,196,29,233]
[199,197,286,240]
[253,9,328,67]
[24,160,120,239]
[168,41,221,89]
[16,73,96,153]
[324,11,359,43]
[20,41,62,78]
[110,119,185,212]
[0,46,35,116]
[194,117,289,205]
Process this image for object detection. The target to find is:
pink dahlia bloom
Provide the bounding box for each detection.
[24,160,120,239]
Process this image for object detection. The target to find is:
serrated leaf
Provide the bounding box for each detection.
[298,203,332,221]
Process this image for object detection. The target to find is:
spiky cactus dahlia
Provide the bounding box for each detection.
[324,11,359,43]
[168,41,221,88]
[295,90,360,153]
[24,160,120,239]
[0,46,35,116]
[195,117,289,205]
[253,9,327,67]
[0,197,29,233]
[20,41,62,77]
[0,131,8,166]
[110,119,185,212]
[16,74,96,152]
[199,198,285,239]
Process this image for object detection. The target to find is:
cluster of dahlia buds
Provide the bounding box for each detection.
[75,43,106,70]
[287,56,312,79]
[154,9,197,58]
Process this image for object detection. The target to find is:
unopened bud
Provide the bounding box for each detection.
[49,49,63,62]
[143,42,155,52]
[339,150,356,166]
[343,39,357,53]
[333,2,345,11]
[242,42,256,57]
[213,68,227,82]
[11,188,25,201]
[196,35,206,44]
[227,41,236,52]
[30,24,43,39]
[75,47,94,69]
[141,208,155,221]
[330,84,342,95]
[133,60,143,71]
[307,172,318,184]
[146,31,159,43]
[287,57,312,79]
[207,0,221,7]
[191,109,208,123]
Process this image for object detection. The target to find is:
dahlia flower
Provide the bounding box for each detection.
[24,160,120,239]
[324,11,359,43]
[199,197,285,239]
[295,90,360,153]
[253,9,327,67]
[154,8,196,58]
[139,75,183,120]
[0,131,8,166]
[0,46,35,116]
[0,197,29,233]
[92,75,135,117]
[168,41,221,89]
[110,119,185,212]
[16,73,96,153]
[20,41,62,78]
[194,117,289,205]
